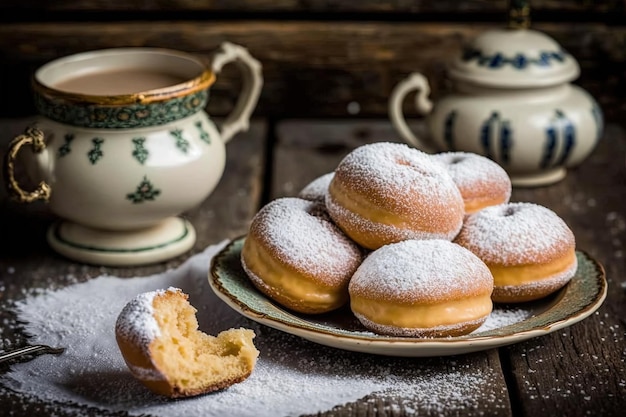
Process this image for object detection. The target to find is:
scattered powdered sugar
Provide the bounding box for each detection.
[456,202,576,264]
[0,241,520,417]
[298,172,334,203]
[380,367,509,413]
[474,307,533,332]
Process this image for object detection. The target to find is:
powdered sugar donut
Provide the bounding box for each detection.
[298,172,334,203]
[455,203,577,303]
[326,142,465,250]
[349,239,493,337]
[241,197,364,314]
[433,152,512,214]
[115,288,259,398]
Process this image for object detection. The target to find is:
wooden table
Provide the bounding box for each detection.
[0,117,624,417]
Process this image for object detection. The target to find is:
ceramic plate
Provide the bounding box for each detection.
[209,237,607,357]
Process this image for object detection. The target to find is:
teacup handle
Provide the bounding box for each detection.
[3,126,51,203]
[211,42,263,143]
[388,72,435,152]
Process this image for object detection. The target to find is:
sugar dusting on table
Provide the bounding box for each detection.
[1,242,523,417]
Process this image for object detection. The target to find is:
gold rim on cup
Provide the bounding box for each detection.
[32,69,216,106]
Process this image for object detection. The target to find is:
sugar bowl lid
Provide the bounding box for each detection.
[447,28,580,88]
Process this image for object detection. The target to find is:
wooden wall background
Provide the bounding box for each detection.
[0,0,624,122]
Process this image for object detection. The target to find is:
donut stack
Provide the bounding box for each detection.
[241,142,577,338]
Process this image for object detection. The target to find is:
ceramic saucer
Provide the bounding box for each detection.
[209,236,607,357]
[47,216,196,266]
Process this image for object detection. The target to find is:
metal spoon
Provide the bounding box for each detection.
[0,345,65,364]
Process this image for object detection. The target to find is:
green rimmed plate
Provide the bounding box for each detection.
[209,236,607,357]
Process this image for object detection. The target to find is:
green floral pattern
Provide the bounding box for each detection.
[55,118,211,205]
[58,120,210,168]
[126,176,161,203]
[132,138,149,164]
[196,121,210,144]
[34,90,208,129]
[58,133,74,157]
[88,138,104,164]
[171,129,190,153]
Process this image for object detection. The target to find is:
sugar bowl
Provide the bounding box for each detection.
[389,28,603,186]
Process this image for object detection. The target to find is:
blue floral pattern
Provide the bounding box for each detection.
[462,48,567,69]
[541,110,576,169]
[480,112,512,164]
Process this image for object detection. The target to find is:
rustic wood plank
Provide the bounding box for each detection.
[503,123,626,417]
[273,119,514,417]
[0,22,623,120]
[309,351,512,417]
[0,0,621,14]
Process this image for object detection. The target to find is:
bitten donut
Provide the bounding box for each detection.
[326,142,465,250]
[298,172,334,203]
[241,197,363,314]
[115,288,259,398]
[349,239,494,337]
[454,203,577,303]
[433,152,512,214]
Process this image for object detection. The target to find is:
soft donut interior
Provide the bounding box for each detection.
[148,292,258,395]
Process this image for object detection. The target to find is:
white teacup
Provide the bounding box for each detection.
[4,43,263,266]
